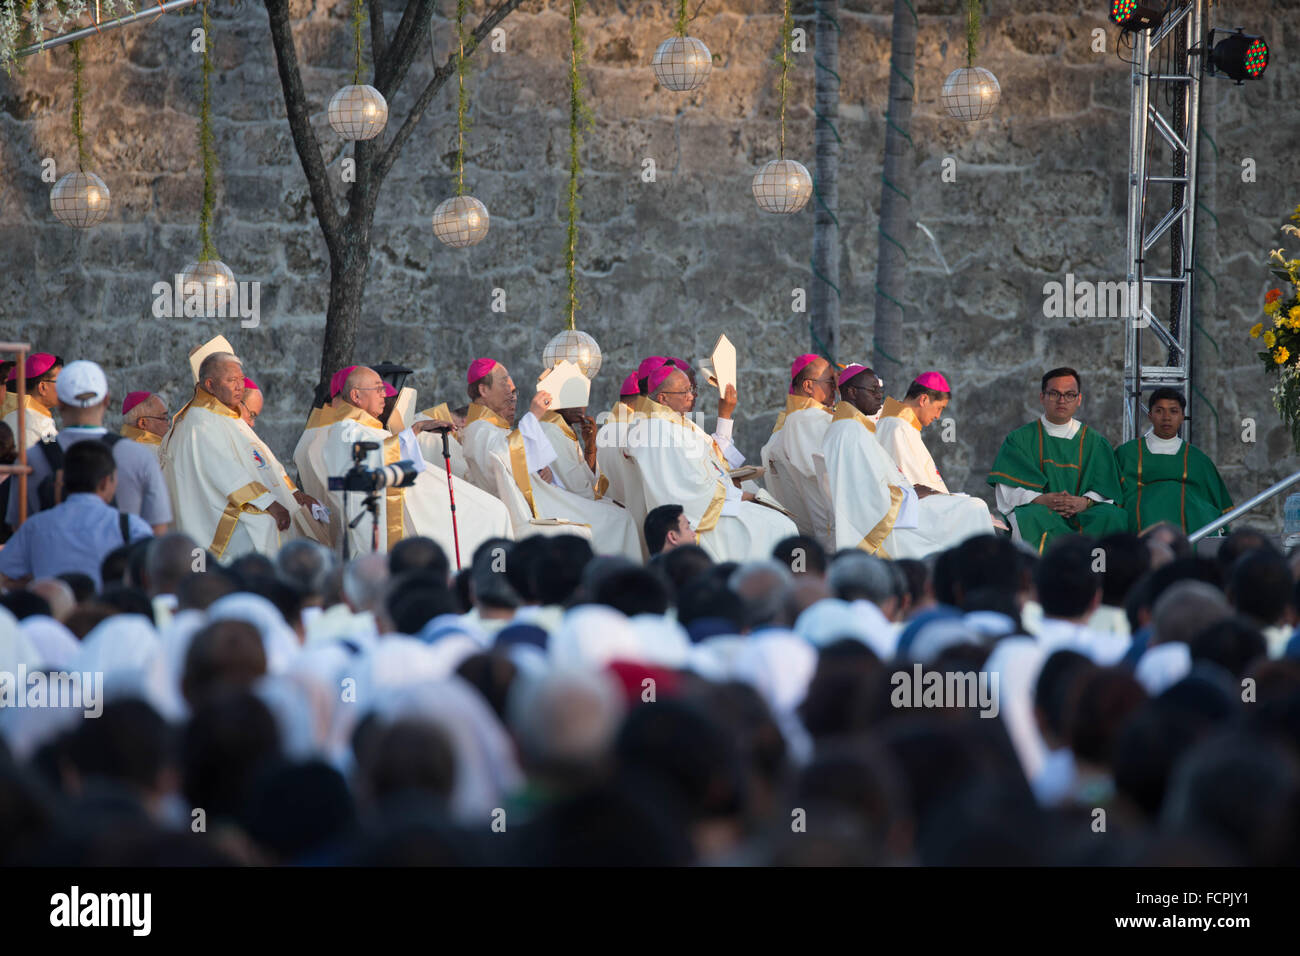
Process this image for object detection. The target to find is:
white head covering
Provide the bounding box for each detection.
[0,606,39,672]
[549,606,640,670]
[18,615,79,669]
[627,614,691,669]
[419,613,488,650]
[685,635,748,682]
[908,619,980,664]
[983,636,1049,782]
[1135,642,1193,696]
[255,675,322,760]
[794,598,894,659]
[372,677,525,824]
[75,614,160,676]
[729,630,817,717]
[208,593,300,674]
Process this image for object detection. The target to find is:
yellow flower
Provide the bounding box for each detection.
[1290,305,1300,321]
[1276,347,1291,365]
[1251,323,1263,338]
[1264,330,1277,347]
[1265,299,1281,315]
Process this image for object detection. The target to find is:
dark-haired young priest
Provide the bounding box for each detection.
[987,367,1129,552]
[1115,388,1232,535]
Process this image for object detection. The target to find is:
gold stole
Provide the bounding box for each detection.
[466,402,537,517]
[831,401,903,558]
[879,396,922,431]
[641,398,728,534]
[19,394,51,420]
[335,403,405,548]
[541,410,605,499]
[121,424,162,445]
[770,393,827,435]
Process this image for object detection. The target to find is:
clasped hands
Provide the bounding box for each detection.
[1036,491,1092,517]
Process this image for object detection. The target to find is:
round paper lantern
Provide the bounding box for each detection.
[328,84,389,140]
[652,36,712,92]
[179,259,237,309]
[50,171,110,228]
[543,329,603,380]
[941,67,1000,121]
[752,159,812,214]
[432,195,490,248]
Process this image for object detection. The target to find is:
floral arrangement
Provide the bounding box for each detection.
[1251,204,1300,449]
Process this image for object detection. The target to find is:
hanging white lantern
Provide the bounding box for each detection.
[543,329,603,380]
[652,36,712,92]
[179,259,237,312]
[752,159,812,214]
[50,171,110,228]
[328,84,389,140]
[432,196,490,248]
[941,66,1000,122]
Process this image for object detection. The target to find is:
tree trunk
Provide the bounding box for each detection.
[872,0,917,379]
[322,232,373,381]
[810,0,841,363]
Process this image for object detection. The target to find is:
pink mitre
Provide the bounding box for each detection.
[636,356,667,379]
[243,377,259,392]
[619,372,641,397]
[122,391,152,415]
[646,363,678,395]
[789,353,821,393]
[329,365,359,398]
[838,364,870,388]
[915,371,951,393]
[467,358,498,384]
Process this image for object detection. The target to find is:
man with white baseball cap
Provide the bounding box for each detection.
[7,359,172,534]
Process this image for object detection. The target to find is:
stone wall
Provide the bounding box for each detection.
[1,0,1297,525]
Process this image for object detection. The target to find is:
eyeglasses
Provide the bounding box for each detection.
[1044,390,1080,402]
[659,388,698,396]
[352,384,386,393]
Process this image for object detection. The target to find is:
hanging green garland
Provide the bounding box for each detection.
[70,38,89,171]
[674,0,688,37]
[198,0,218,262]
[777,0,792,160]
[564,0,593,331]
[455,0,470,197]
[351,0,365,85]
[965,0,980,68]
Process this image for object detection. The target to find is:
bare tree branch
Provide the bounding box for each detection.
[369,0,387,66]
[374,0,434,96]
[263,0,342,254]
[375,0,526,184]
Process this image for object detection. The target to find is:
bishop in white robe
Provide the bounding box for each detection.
[3,353,60,450]
[824,366,991,559]
[627,366,797,562]
[160,353,289,560]
[459,358,637,556]
[759,354,838,551]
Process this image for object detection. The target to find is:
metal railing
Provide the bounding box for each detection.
[1188,468,1300,544]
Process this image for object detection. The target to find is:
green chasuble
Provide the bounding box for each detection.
[987,420,1130,552]
[1115,437,1232,535]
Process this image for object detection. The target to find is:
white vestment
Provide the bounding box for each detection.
[293,405,348,546]
[320,405,514,559]
[760,395,836,551]
[238,418,330,545]
[539,412,600,499]
[594,399,651,559]
[3,395,57,451]
[461,403,640,555]
[160,387,281,560]
[626,398,797,562]
[875,399,949,492]
[822,401,991,558]
[412,403,470,481]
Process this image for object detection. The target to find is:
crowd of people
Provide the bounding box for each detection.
[0,345,1290,866]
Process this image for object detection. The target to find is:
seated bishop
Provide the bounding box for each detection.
[160,351,289,559]
[760,353,837,552]
[319,365,514,561]
[1115,387,1232,535]
[987,367,1129,552]
[823,365,991,558]
[459,358,639,558]
[626,364,797,562]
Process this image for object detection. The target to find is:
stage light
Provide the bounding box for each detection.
[1109,0,1166,32]
[1206,29,1269,83]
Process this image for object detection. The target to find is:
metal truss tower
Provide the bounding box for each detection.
[1122,0,1205,442]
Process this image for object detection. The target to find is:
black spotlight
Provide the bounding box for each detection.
[1206,28,1269,84]
[1110,0,1166,32]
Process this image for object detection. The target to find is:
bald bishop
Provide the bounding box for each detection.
[459,358,640,557]
[160,352,289,559]
[760,354,838,552]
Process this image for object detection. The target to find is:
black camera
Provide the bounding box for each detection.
[328,441,418,492]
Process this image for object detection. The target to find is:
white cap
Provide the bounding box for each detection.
[55,360,109,408]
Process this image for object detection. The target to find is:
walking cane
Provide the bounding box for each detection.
[439,427,462,571]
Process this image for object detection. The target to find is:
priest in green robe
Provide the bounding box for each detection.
[987,367,1129,552]
[1115,387,1232,535]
